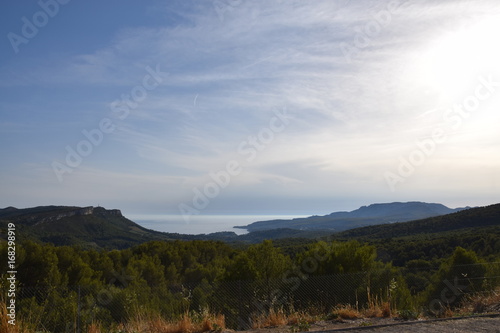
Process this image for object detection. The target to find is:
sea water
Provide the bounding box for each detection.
[127,214,309,235]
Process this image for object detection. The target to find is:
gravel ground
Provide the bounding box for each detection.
[319,315,500,333]
[240,315,500,333]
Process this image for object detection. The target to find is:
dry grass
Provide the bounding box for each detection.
[252,308,288,328]
[331,305,361,320]
[330,300,393,321]
[7,289,500,333]
[0,301,8,333]
[123,311,225,333]
[0,301,224,333]
[381,301,392,318]
[364,287,394,319]
[458,289,500,315]
[0,300,33,333]
[87,321,102,333]
[252,308,321,329]
[173,314,195,333]
[363,301,392,318]
[362,304,382,318]
[0,300,22,333]
[286,311,317,326]
[199,313,225,332]
[434,307,455,318]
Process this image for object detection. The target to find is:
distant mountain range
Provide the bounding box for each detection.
[235,201,470,232]
[0,202,484,248]
[335,203,500,240]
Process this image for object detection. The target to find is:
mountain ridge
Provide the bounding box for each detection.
[334,203,500,240]
[0,201,482,248]
[235,201,470,232]
[0,205,177,248]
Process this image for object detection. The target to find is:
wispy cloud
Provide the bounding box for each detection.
[1,0,500,214]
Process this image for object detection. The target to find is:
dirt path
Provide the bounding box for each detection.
[323,315,500,332]
[241,314,500,333]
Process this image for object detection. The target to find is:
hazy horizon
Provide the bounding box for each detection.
[129,213,313,235]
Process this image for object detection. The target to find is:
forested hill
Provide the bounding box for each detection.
[0,206,194,248]
[236,201,467,232]
[335,203,500,239]
[2,203,497,249]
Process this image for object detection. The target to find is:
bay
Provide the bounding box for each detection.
[128,214,309,235]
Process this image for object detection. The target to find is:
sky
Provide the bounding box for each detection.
[1,0,500,220]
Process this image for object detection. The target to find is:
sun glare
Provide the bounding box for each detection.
[416,18,500,98]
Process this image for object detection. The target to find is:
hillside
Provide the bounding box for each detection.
[327,203,500,265]
[0,206,193,248]
[335,203,500,239]
[0,205,319,247]
[6,205,500,333]
[236,202,467,232]
[2,202,496,249]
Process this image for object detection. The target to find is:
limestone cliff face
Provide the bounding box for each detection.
[77,206,95,216]
[0,205,172,249]
[94,207,122,217]
[31,206,122,225]
[30,206,94,225]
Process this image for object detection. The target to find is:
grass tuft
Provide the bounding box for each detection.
[457,289,500,315]
[87,321,102,333]
[123,311,224,333]
[252,308,288,328]
[331,305,361,320]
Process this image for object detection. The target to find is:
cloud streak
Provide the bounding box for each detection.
[1,0,500,215]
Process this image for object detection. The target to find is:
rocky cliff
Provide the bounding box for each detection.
[0,206,123,226]
[0,205,165,249]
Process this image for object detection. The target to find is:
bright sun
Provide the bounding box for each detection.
[416,17,500,98]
